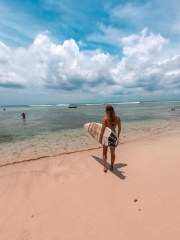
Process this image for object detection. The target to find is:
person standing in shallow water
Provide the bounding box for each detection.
[21,112,26,119]
[99,105,121,172]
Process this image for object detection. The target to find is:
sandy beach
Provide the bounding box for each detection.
[0,132,180,240]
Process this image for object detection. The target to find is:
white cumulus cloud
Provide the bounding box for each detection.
[0,29,180,103]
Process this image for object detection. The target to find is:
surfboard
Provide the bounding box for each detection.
[84,122,119,147]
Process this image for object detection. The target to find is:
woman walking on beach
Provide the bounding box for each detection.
[99,105,121,172]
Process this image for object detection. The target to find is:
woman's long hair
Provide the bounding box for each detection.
[106,105,116,123]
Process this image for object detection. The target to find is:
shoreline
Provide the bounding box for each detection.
[0,131,180,240]
[1,101,179,166]
[1,126,180,167]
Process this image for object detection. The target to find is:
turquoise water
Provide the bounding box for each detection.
[0,101,180,165]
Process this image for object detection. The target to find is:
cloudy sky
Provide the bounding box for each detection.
[0,0,180,105]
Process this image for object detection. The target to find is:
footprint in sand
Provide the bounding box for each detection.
[45,161,87,180]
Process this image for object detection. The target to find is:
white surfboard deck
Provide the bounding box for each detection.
[84,122,118,147]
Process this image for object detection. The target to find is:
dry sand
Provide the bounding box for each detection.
[0,132,180,240]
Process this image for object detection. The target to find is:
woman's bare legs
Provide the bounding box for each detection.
[110,147,115,171]
[102,145,108,172]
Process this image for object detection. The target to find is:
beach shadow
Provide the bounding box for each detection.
[91,155,127,180]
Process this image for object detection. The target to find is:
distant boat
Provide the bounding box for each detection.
[68,104,77,108]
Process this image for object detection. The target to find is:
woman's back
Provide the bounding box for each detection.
[106,115,119,132]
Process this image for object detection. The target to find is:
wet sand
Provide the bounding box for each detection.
[0,132,180,240]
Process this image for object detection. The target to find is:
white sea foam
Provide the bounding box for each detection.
[56,104,69,107]
[28,104,55,107]
[109,102,140,105]
[81,103,104,106]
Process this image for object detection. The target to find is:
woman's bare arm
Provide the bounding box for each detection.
[117,116,121,139]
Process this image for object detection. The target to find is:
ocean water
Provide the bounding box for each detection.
[0,101,180,165]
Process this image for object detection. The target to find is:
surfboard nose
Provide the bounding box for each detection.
[84,123,90,131]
